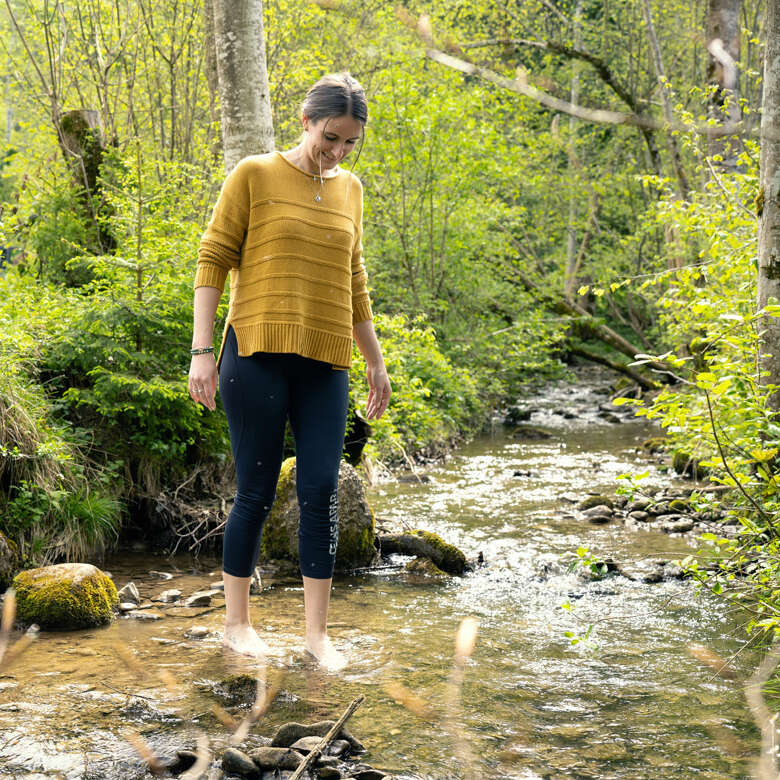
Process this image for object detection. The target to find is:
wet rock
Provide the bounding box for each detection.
[184,591,212,607]
[347,767,387,779]
[627,499,651,512]
[618,559,686,583]
[512,469,534,477]
[157,589,182,603]
[647,502,669,516]
[581,505,613,524]
[316,767,343,779]
[12,563,118,630]
[117,582,140,604]
[668,498,692,512]
[261,458,378,572]
[317,755,341,767]
[185,625,210,638]
[199,673,258,706]
[291,736,323,754]
[597,411,622,424]
[378,530,468,575]
[505,407,533,424]
[641,437,666,454]
[0,531,20,589]
[149,570,174,580]
[661,518,695,534]
[165,749,197,774]
[328,739,351,757]
[223,747,261,778]
[404,557,449,578]
[248,746,303,770]
[118,602,138,612]
[126,609,164,620]
[271,721,364,752]
[627,511,650,522]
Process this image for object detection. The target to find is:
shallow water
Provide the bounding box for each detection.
[0,373,761,779]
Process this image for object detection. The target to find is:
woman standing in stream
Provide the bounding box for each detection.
[187,73,391,670]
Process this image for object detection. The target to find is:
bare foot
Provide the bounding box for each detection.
[222,624,269,658]
[305,635,347,671]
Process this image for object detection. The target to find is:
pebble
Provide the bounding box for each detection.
[118,602,137,612]
[117,582,140,604]
[157,589,182,603]
[184,591,212,607]
[185,625,210,638]
[126,610,164,620]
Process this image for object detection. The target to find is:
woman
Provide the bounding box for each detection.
[188,73,391,670]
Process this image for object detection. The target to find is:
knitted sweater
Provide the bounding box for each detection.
[194,151,373,370]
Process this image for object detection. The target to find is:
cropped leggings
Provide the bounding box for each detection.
[219,325,349,579]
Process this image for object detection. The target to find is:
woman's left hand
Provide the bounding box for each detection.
[366,364,391,419]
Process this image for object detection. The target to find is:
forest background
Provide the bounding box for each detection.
[1,0,779,657]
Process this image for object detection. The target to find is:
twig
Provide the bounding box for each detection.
[288,695,366,780]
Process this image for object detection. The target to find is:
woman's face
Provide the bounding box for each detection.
[301,113,363,172]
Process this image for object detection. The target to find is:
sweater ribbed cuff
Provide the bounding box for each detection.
[352,298,373,325]
[194,262,228,291]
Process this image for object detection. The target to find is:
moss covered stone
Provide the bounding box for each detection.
[13,563,118,630]
[577,494,615,511]
[379,529,468,575]
[259,458,378,572]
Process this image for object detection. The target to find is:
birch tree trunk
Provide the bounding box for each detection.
[706,0,741,167]
[757,0,780,407]
[210,0,274,173]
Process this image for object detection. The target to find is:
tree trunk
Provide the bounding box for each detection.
[57,109,115,253]
[757,0,780,409]
[209,0,275,173]
[706,0,741,167]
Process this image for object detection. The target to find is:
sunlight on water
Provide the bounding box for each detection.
[0,373,760,779]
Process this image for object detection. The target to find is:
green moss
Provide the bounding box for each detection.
[336,521,376,570]
[577,495,615,511]
[13,564,118,630]
[668,498,691,512]
[260,457,298,561]
[412,530,466,573]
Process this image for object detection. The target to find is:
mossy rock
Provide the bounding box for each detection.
[671,451,709,479]
[13,563,118,630]
[577,495,615,511]
[668,498,691,512]
[378,529,468,575]
[260,458,378,572]
[642,437,667,454]
[0,532,20,589]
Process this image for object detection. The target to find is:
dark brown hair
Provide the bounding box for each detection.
[301,72,368,125]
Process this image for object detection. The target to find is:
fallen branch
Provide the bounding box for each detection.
[288,695,366,780]
[567,344,659,390]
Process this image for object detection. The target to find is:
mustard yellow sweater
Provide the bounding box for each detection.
[194,151,373,370]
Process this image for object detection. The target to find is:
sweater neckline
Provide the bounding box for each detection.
[275,150,343,180]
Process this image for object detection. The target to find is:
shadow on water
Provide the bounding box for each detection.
[0,371,763,779]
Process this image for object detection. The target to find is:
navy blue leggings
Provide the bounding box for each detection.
[219,326,349,579]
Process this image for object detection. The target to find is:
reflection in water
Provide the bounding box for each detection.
[0,375,760,778]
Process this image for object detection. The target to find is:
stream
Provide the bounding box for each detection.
[0,370,761,779]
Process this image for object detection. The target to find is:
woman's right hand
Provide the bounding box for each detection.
[189,353,218,411]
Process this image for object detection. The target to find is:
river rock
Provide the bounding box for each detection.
[378,530,468,575]
[249,747,303,770]
[223,747,261,778]
[260,458,378,572]
[577,495,615,511]
[328,739,351,757]
[660,517,695,534]
[117,581,140,604]
[185,625,209,638]
[627,511,650,522]
[200,673,258,705]
[12,563,118,630]
[271,721,364,752]
[618,559,686,583]
[291,736,323,754]
[0,532,20,589]
[316,767,343,779]
[404,557,449,578]
[149,570,174,580]
[165,749,197,774]
[347,767,387,779]
[184,591,212,607]
[627,499,651,512]
[126,609,163,620]
[157,588,182,603]
[510,424,552,440]
[581,505,613,523]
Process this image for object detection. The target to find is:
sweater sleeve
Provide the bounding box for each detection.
[350,178,373,325]
[194,159,252,291]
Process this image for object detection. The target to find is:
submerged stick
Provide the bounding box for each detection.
[288,694,366,780]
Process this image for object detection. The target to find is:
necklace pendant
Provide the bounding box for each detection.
[314,193,322,202]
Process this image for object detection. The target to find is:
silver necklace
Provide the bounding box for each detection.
[289,149,328,202]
